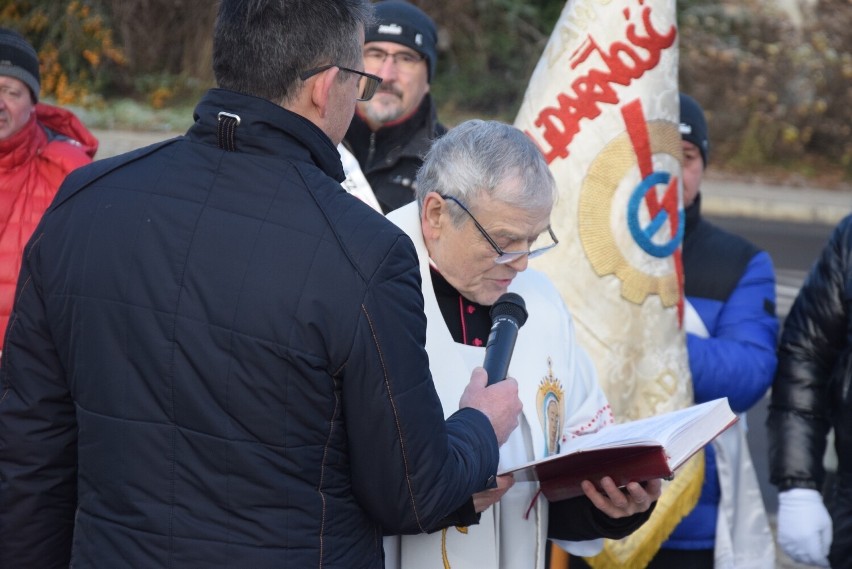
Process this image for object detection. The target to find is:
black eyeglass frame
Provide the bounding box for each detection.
[299,64,383,101]
[362,47,426,69]
[439,194,559,264]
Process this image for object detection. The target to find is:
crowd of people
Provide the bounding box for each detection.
[0,1,847,568]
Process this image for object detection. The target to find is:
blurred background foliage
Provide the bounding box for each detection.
[1,0,125,105]
[676,0,852,185]
[1,0,849,183]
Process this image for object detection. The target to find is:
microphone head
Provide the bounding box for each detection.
[490,292,528,328]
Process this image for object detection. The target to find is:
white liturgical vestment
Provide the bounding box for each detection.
[383,203,613,569]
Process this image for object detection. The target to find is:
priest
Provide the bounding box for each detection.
[383,119,662,569]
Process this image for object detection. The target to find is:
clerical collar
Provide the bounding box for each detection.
[429,265,492,347]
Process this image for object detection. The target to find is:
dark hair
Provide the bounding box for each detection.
[213,0,373,104]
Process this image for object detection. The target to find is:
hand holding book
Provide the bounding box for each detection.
[579,475,663,520]
[498,398,737,501]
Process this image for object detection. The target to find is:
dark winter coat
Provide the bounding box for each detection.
[0,88,499,569]
[768,213,852,567]
[343,94,445,214]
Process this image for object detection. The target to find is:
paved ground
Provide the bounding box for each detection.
[93,128,178,160]
[91,128,837,568]
[702,176,851,226]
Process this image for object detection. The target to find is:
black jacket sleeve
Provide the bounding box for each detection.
[0,227,77,569]
[430,498,480,531]
[767,215,852,490]
[343,235,500,535]
[547,495,656,541]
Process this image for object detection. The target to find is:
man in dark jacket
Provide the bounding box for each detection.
[767,217,852,567]
[0,2,523,568]
[343,0,446,214]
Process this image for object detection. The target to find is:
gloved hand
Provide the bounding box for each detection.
[777,488,832,567]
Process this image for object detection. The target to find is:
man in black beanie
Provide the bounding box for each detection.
[343,0,446,214]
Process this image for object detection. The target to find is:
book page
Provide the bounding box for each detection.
[564,398,732,453]
[502,398,735,474]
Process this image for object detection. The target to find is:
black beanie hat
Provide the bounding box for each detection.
[0,28,40,103]
[679,93,709,167]
[366,1,437,82]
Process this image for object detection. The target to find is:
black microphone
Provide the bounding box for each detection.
[482,292,528,385]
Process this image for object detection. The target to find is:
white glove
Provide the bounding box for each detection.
[777,488,832,567]
[551,538,603,557]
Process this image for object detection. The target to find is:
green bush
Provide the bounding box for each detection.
[427,0,852,184]
[678,0,852,182]
[1,0,124,106]
[5,0,849,183]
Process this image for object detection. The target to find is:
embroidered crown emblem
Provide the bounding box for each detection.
[537,357,565,456]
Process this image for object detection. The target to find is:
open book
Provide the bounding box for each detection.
[498,398,737,502]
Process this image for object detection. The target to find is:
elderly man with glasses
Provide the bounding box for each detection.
[342,0,446,214]
[383,119,661,569]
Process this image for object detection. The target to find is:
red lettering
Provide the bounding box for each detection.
[530,2,677,165]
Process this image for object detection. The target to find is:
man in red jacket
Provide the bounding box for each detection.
[0,27,98,352]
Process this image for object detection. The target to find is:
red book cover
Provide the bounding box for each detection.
[498,398,737,502]
[530,445,671,501]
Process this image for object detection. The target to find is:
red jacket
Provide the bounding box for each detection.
[0,103,98,350]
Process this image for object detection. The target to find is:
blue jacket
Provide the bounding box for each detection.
[0,89,499,568]
[664,195,779,550]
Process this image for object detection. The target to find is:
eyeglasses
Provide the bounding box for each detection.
[440,194,559,264]
[299,64,383,101]
[363,47,425,73]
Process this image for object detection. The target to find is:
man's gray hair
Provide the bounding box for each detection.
[415,120,558,226]
[213,0,373,104]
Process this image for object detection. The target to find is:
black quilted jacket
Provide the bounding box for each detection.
[343,94,445,214]
[0,88,498,569]
[768,214,852,491]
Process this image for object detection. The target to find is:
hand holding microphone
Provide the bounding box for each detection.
[483,293,528,385]
[459,293,528,446]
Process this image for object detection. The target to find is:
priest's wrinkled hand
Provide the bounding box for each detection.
[458,366,522,446]
[580,477,662,518]
[472,474,515,513]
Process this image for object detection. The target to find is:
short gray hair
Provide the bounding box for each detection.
[415,120,558,226]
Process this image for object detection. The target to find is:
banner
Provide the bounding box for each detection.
[514,1,701,566]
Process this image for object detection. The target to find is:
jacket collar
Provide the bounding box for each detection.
[0,113,44,172]
[188,88,345,182]
[344,94,438,165]
[684,192,702,238]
